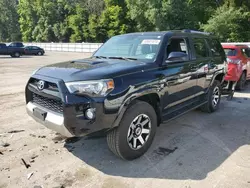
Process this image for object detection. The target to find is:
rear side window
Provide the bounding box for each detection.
[241,48,250,58]
[193,38,209,58]
[209,39,224,57]
[224,49,237,56]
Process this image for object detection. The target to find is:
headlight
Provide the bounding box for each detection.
[65,79,114,97]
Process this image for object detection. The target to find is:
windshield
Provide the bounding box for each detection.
[224,48,238,57]
[93,34,163,61]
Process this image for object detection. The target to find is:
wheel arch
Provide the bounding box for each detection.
[111,92,162,128]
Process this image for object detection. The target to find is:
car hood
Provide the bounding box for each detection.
[35,58,154,82]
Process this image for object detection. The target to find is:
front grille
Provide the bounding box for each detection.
[32,93,63,113]
[30,78,59,91]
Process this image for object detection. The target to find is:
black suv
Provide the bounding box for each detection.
[26,30,226,160]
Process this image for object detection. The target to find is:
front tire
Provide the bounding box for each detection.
[200,80,221,113]
[37,51,42,56]
[107,101,157,160]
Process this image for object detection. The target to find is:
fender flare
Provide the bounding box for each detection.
[111,88,161,128]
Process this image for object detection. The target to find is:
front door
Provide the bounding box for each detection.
[160,37,198,114]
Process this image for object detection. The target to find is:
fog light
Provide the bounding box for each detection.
[85,108,96,120]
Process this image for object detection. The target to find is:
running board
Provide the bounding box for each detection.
[162,97,207,123]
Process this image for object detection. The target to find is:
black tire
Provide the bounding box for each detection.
[37,51,42,56]
[236,72,246,91]
[107,101,157,160]
[200,80,221,113]
[13,52,20,58]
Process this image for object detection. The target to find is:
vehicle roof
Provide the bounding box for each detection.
[222,44,249,49]
[119,30,215,38]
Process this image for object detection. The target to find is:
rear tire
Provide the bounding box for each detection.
[200,80,221,113]
[236,72,246,91]
[107,101,157,160]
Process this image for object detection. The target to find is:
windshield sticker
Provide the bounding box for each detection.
[145,54,155,59]
[141,39,160,45]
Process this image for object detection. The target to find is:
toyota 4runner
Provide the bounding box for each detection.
[26,30,226,160]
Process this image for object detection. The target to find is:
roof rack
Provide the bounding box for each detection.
[182,29,211,35]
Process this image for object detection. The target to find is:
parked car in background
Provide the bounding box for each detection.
[222,45,250,90]
[8,42,24,48]
[24,46,45,56]
[0,43,25,57]
[26,30,226,160]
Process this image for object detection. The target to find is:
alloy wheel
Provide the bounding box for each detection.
[127,114,151,150]
[212,86,220,107]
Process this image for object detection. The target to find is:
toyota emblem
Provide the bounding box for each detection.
[37,80,45,90]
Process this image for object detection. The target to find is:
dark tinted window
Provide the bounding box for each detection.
[0,44,6,48]
[193,38,209,58]
[9,43,23,47]
[32,46,39,50]
[209,39,224,56]
[241,48,250,58]
[166,38,189,61]
[224,48,238,56]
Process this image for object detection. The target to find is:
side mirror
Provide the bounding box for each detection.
[166,52,188,62]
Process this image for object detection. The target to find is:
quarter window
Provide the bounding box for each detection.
[193,38,209,58]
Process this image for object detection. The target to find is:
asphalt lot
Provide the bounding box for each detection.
[0,52,250,188]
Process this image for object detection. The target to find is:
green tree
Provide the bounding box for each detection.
[68,4,88,42]
[0,0,21,42]
[203,5,250,42]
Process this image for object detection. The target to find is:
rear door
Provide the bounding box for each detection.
[190,38,212,93]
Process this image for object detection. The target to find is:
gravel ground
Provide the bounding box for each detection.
[0,52,250,188]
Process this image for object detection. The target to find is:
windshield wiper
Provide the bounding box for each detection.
[93,56,108,59]
[108,56,138,61]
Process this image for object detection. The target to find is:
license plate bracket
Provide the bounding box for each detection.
[33,108,47,121]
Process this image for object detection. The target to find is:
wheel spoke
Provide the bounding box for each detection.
[137,115,142,124]
[214,95,219,99]
[141,119,149,126]
[142,128,150,134]
[213,99,217,105]
[128,129,133,141]
[133,137,137,149]
[138,135,145,145]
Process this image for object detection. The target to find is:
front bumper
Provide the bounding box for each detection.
[25,75,118,137]
[26,102,73,137]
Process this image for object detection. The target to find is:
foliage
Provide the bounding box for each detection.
[0,0,21,42]
[203,5,250,42]
[0,0,249,42]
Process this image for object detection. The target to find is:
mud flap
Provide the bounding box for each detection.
[221,80,237,100]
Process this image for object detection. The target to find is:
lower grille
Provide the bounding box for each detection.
[32,93,63,113]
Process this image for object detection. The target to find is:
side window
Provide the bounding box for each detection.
[193,38,209,58]
[209,39,224,57]
[166,38,189,59]
[241,48,250,58]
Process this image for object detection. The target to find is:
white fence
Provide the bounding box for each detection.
[222,42,250,47]
[23,42,103,53]
[22,42,250,53]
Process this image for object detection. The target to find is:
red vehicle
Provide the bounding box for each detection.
[222,44,250,90]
